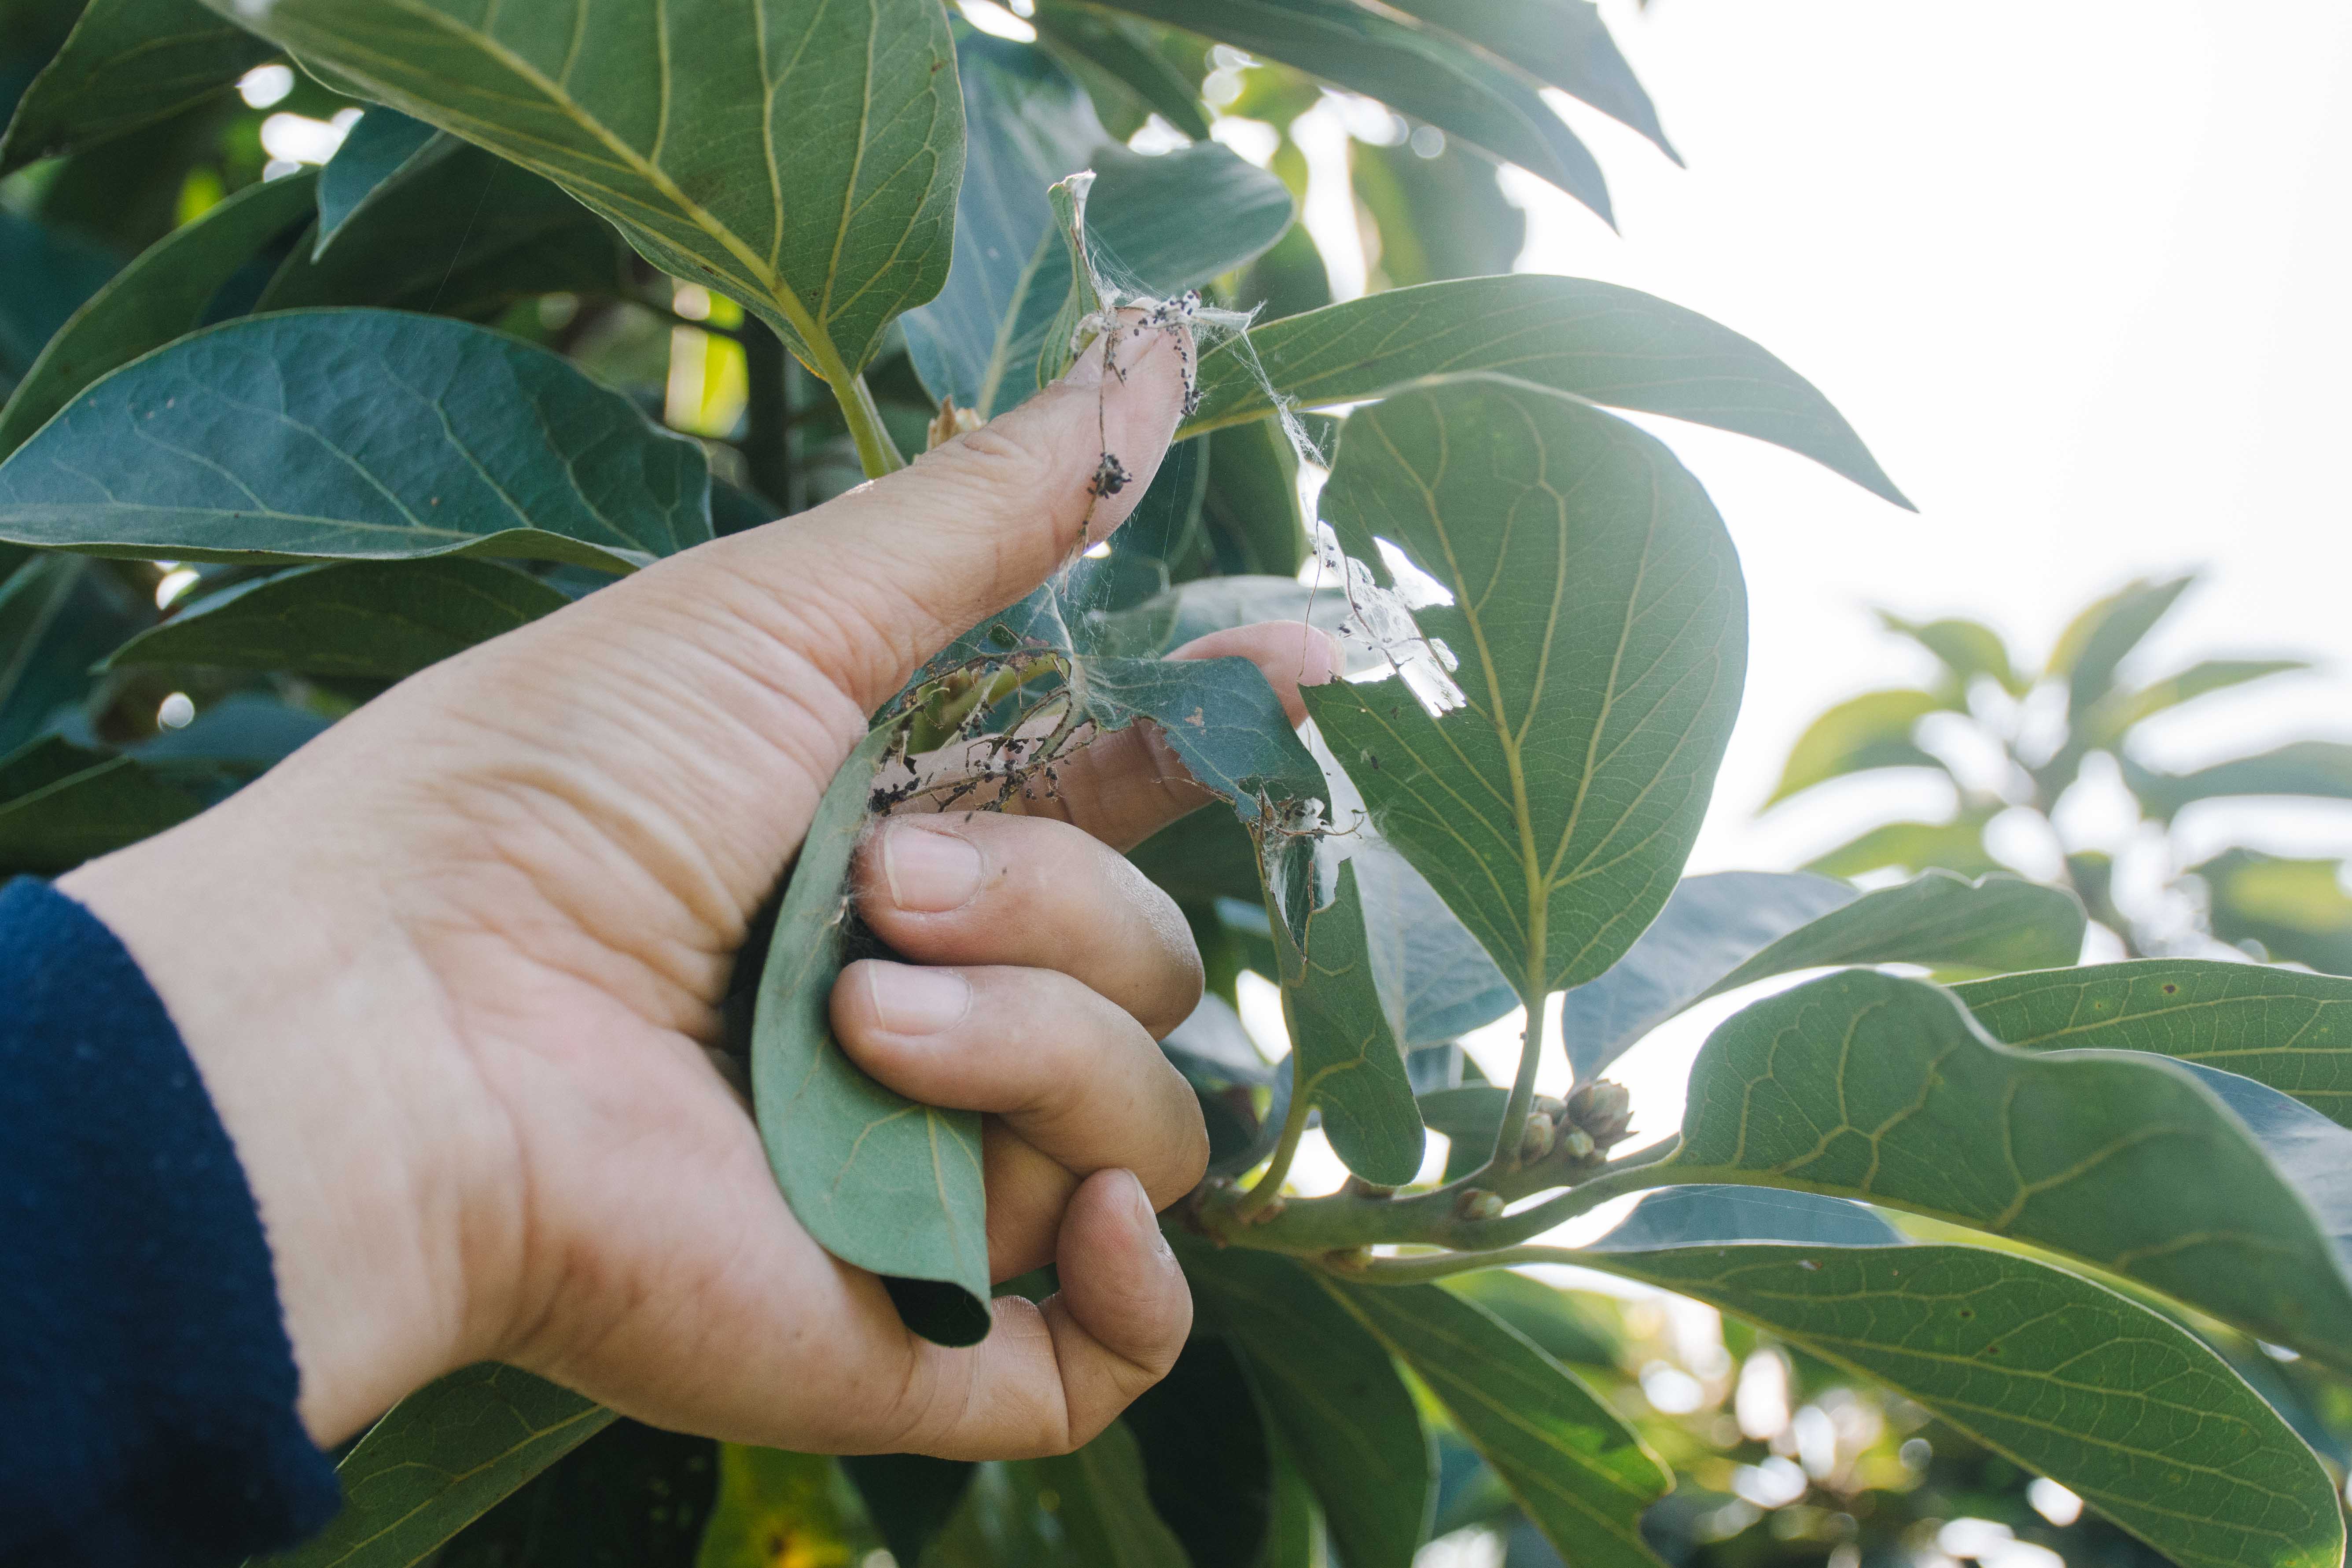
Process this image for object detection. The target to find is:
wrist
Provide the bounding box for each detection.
[59,795,518,1445]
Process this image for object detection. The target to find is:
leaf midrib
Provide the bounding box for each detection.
[353,0,856,384]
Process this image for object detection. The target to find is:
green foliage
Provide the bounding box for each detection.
[6,5,2349,1566]
[1771,572,2352,972]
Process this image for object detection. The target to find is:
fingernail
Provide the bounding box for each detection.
[865,963,971,1035]
[881,824,984,912]
[1122,1170,1178,1263]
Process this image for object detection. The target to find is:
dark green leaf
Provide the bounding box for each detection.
[1583,1243,2344,1568]
[1958,960,2352,1126]
[253,1365,615,1568]
[1551,871,1847,1078]
[1442,1270,1620,1367]
[1382,0,1674,158]
[1561,869,2083,1079]
[1269,857,1425,1185]
[1183,276,1911,508]
[0,310,711,572]
[0,208,119,390]
[313,108,444,255]
[922,1424,1187,1568]
[1584,1185,1902,1250]
[0,0,270,175]
[259,144,632,320]
[2127,742,2352,820]
[1128,802,1260,905]
[1094,0,1612,220]
[703,1447,880,1568]
[0,735,200,875]
[1799,806,2002,881]
[1125,1335,1274,1568]
[1763,687,1947,806]
[1655,968,2352,1370]
[2168,1062,2352,1268]
[902,34,1289,419]
[1348,839,1516,1048]
[2048,574,2192,714]
[109,559,567,678]
[1306,377,1745,1006]
[437,1417,716,1568]
[1074,653,1325,823]
[1417,1083,1506,1183]
[1352,136,1524,289]
[1322,1277,1670,1568]
[840,1453,973,1568]
[1029,1,1211,140]
[211,0,962,390]
[751,724,989,1346]
[0,168,319,457]
[0,554,153,754]
[1176,1235,1433,1568]
[1201,420,1308,577]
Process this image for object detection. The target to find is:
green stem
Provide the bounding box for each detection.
[1320,1244,1593,1286]
[835,368,905,479]
[1491,969,1548,1174]
[1235,1074,1314,1219]
[1197,1137,1677,1256]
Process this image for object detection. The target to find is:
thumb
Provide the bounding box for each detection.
[713,313,1193,710]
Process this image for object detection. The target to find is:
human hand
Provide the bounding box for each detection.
[58,320,1336,1457]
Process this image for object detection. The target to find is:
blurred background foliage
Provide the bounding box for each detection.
[8,1,2351,1564]
[1765,575,2352,976]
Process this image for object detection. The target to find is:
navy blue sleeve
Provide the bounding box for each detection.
[0,877,342,1567]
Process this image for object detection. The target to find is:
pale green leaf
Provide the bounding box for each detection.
[2127,742,2352,820]
[1270,857,1425,1185]
[251,1365,614,1568]
[751,724,989,1347]
[1182,276,1910,508]
[1027,2,1211,140]
[1958,960,2352,1126]
[1305,376,1745,1007]
[1654,968,2352,1370]
[1322,1277,1671,1568]
[1583,1243,2343,1568]
[206,0,964,390]
[2047,574,2192,709]
[0,167,315,457]
[0,311,711,572]
[1876,611,2024,697]
[2088,658,2309,744]
[109,559,568,678]
[0,0,269,175]
[2190,849,2352,975]
[1765,687,1947,806]
[1558,869,2083,1079]
[1800,806,2003,881]
[1586,1185,1902,1250]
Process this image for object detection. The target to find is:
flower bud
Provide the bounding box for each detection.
[1559,1126,1596,1163]
[1518,1111,1557,1163]
[1566,1079,1635,1151]
[1456,1188,1505,1222]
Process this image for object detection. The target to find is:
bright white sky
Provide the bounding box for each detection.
[1259,0,2352,1207]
